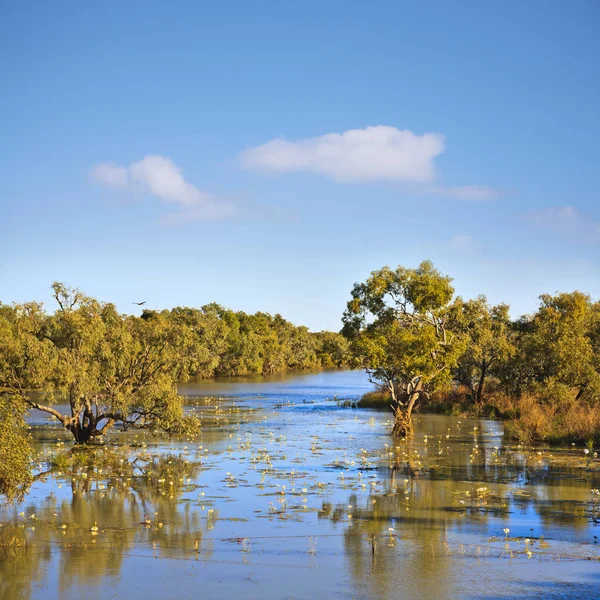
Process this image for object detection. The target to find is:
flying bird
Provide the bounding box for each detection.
[132,301,147,306]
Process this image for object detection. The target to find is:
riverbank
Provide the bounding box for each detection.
[353,387,600,448]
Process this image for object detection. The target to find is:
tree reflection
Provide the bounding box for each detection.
[0,447,204,599]
[318,444,600,600]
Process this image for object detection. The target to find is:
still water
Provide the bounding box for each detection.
[2,370,600,599]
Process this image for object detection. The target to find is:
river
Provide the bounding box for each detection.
[2,370,600,599]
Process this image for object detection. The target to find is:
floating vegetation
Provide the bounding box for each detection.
[2,372,600,599]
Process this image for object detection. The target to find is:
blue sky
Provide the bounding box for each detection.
[1,1,599,331]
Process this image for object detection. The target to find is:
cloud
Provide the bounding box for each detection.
[449,234,481,253]
[90,162,128,188]
[529,206,600,244]
[240,126,444,183]
[239,125,500,200]
[90,155,237,222]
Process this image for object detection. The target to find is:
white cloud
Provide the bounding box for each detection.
[90,162,128,188]
[240,126,444,183]
[529,206,600,244]
[449,234,481,253]
[239,125,500,200]
[90,155,237,222]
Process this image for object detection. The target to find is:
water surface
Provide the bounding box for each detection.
[2,370,600,599]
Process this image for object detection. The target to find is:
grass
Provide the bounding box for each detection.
[355,384,600,447]
[355,390,394,409]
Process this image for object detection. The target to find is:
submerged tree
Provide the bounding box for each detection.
[0,284,199,443]
[343,261,463,437]
[0,282,349,448]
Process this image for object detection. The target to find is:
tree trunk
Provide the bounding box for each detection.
[475,363,488,404]
[23,396,113,443]
[575,383,588,401]
[68,423,94,443]
[392,379,422,437]
[388,380,397,404]
[391,402,414,437]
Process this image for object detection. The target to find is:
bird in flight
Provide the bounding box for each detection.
[132,301,147,306]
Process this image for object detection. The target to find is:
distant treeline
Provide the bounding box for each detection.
[0,282,349,476]
[154,304,349,378]
[0,284,350,496]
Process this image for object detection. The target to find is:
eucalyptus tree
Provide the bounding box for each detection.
[453,296,514,403]
[0,395,32,502]
[165,304,230,378]
[507,291,600,401]
[0,283,199,443]
[343,261,464,436]
[0,301,46,499]
[313,331,350,368]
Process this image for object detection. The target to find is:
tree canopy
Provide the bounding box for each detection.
[453,296,514,403]
[504,291,600,401]
[342,262,600,443]
[0,283,348,446]
[342,261,464,435]
[0,395,32,502]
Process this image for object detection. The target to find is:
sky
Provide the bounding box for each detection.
[1,0,599,331]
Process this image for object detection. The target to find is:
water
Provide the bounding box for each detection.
[2,370,600,599]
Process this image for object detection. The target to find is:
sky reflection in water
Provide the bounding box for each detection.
[2,370,600,600]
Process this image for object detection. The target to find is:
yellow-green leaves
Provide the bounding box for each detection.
[509,291,600,402]
[452,296,515,402]
[0,395,32,502]
[0,284,349,449]
[342,261,460,406]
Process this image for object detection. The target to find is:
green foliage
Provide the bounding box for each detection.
[505,291,600,401]
[343,262,600,443]
[342,261,464,418]
[0,395,32,502]
[0,284,347,452]
[313,331,350,368]
[172,305,346,377]
[452,296,515,402]
[214,309,313,375]
[493,292,600,444]
[163,304,229,378]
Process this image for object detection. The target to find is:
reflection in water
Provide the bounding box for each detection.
[3,371,600,600]
[1,449,204,600]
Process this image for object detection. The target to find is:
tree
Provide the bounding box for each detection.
[212,309,324,376]
[0,395,32,502]
[0,284,199,443]
[453,296,514,404]
[165,304,230,378]
[313,331,350,368]
[506,291,600,401]
[343,261,464,437]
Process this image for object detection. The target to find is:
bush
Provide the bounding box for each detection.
[354,382,600,447]
[501,385,600,445]
[0,397,32,502]
[356,390,394,409]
